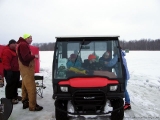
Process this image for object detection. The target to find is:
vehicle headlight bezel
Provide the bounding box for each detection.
[109,85,118,91]
[60,86,68,92]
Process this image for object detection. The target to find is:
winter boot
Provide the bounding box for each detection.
[15,96,22,101]
[124,103,131,110]
[11,99,19,104]
[22,99,29,109]
[29,104,43,111]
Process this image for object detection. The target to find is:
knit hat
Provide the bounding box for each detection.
[8,39,16,45]
[88,54,96,60]
[103,51,110,57]
[70,54,77,59]
[23,34,31,39]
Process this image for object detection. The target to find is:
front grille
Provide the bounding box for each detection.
[73,91,105,106]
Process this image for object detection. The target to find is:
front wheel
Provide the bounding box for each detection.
[55,100,69,120]
[111,99,124,120]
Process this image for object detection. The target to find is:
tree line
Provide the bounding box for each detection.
[120,39,160,50]
[32,39,160,51]
[32,42,55,51]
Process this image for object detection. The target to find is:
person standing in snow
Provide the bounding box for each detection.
[121,49,131,110]
[1,39,22,104]
[17,34,43,111]
[106,47,131,110]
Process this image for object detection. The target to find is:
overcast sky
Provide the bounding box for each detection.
[0,0,160,44]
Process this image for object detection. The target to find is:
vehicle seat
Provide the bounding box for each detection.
[82,59,89,68]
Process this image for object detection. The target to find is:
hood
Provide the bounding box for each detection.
[17,37,26,44]
[2,46,15,53]
[3,46,10,50]
[121,50,126,56]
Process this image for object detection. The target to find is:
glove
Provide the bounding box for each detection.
[35,54,39,59]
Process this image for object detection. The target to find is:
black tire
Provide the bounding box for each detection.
[111,99,124,120]
[55,100,69,120]
[0,98,13,120]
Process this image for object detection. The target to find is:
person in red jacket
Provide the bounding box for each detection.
[1,39,21,104]
[17,34,43,111]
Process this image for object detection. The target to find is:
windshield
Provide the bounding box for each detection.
[53,40,123,79]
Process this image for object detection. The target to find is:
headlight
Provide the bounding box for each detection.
[110,85,118,91]
[60,86,68,92]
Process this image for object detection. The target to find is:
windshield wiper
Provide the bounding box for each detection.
[73,39,85,66]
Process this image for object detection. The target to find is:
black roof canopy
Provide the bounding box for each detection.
[55,36,119,41]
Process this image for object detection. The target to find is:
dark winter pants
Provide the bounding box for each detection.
[3,70,20,99]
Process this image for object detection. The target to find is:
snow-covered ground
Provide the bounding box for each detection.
[0,51,160,120]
